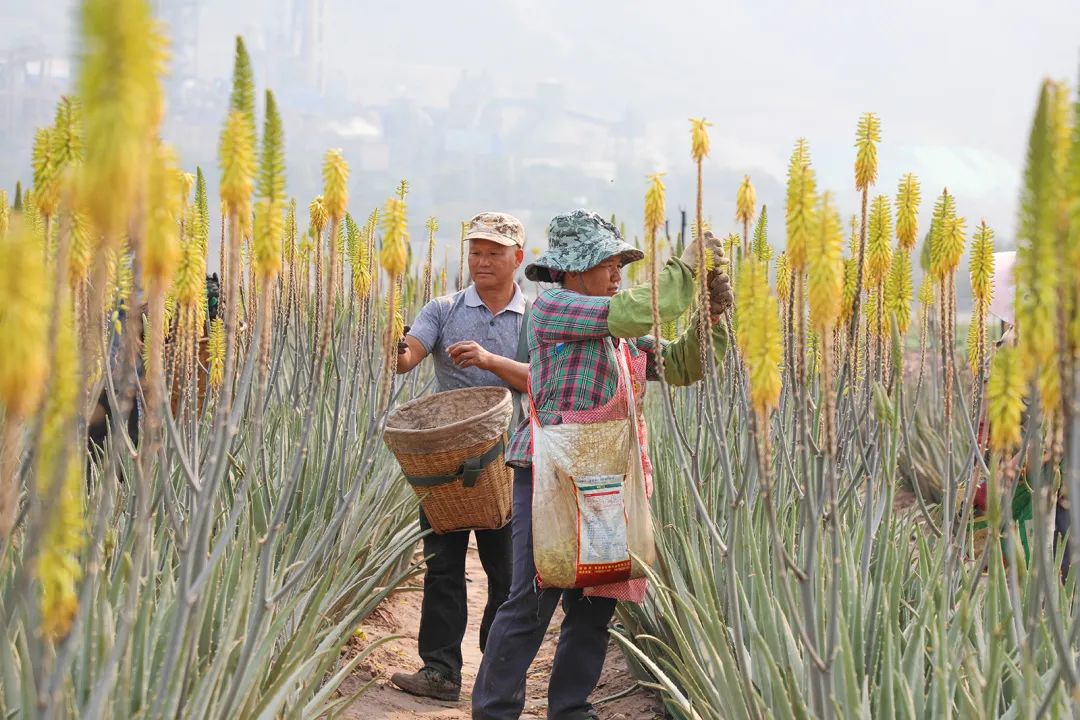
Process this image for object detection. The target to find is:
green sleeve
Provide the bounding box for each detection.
[656,320,729,387]
[606,259,696,338]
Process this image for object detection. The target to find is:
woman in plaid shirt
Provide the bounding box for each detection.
[473,210,733,720]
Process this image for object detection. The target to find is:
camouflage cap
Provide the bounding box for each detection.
[464,211,526,248]
[525,209,643,283]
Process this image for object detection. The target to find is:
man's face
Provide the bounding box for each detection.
[568,257,622,297]
[468,239,523,291]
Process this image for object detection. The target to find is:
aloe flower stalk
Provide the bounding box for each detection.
[847,113,881,378]
[645,173,666,348]
[885,247,913,339]
[380,195,409,402]
[867,195,893,377]
[423,217,438,305]
[309,195,327,328]
[808,194,844,452]
[785,138,817,386]
[1015,79,1064,418]
[0,218,49,538]
[737,258,783,420]
[895,173,921,252]
[688,118,714,385]
[218,107,255,414]
[36,306,83,640]
[736,175,756,258]
[142,143,182,450]
[967,222,995,391]
[987,345,1025,456]
[33,127,59,253]
[321,150,349,359]
[752,205,770,263]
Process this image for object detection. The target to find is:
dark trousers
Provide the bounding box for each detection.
[418,508,513,685]
[472,468,617,720]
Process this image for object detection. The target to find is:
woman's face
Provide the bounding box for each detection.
[566,257,622,297]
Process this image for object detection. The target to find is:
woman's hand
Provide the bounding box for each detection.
[679,230,728,274]
[447,341,494,370]
[708,270,733,325]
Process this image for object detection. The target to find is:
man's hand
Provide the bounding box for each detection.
[447,341,493,370]
[708,270,733,325]
[398,325,411,355]
[679,230,729,274]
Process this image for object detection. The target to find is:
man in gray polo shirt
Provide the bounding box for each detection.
[391,212,529,703]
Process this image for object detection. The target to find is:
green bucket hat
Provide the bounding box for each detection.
[525,209,644,283]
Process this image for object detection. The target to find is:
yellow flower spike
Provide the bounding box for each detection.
[807,194,844,331]
[847,214,860,258]
[885,248,914,337]
[76,0,167,239]
[854,112,882,192]
[785,139,817,271]
[987,345,1025,455]
[1015,80,1063,382]
[173,210,204,309]
[218,110,254,228]
[969,221,995,305]
[840,258,858,326]
[644,173,666,238]
[918,275,936,308]
[865,289,879,338]
[396,179,410,200]
[866,195,893,289]
[752,206,771,263]
[253,198,283,280]
[0,218,49,420]
[36,305,83,641]
[775,252,790,305]
[142,143,182,287]
[50,96,83,172]
[322,149,349,221]
[309,196,328,235]
[33,127,61,218]
[736,175,756,226]
[379,197,409,277]
[929,189,960,280]
[736,258,783,419]
[689,118,712,162]
[895,173,921,251]
[208,317,225,389]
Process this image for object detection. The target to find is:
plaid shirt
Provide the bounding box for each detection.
[505,288,657,466]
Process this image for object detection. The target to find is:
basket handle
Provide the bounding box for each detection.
[404,436,506,489]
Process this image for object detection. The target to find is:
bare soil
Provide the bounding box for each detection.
[338,543,664,720]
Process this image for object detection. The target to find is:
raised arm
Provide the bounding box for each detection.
[533,259,698,344]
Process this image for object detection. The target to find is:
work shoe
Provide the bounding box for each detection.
[389,667,461,702]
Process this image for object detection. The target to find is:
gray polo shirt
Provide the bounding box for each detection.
[408,284,528,392]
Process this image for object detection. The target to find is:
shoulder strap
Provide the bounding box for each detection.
[515,299,533,363]
[511,299,533,431]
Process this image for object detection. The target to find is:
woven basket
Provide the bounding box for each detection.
[384,387,514,534]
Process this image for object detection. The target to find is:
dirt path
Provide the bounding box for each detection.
[339,543,664,719]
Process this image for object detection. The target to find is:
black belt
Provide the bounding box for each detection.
[404,436,506,489]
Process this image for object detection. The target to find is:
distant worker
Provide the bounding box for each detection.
[391,212,530,703]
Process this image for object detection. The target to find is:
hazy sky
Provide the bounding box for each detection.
[4,0,1080,249]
